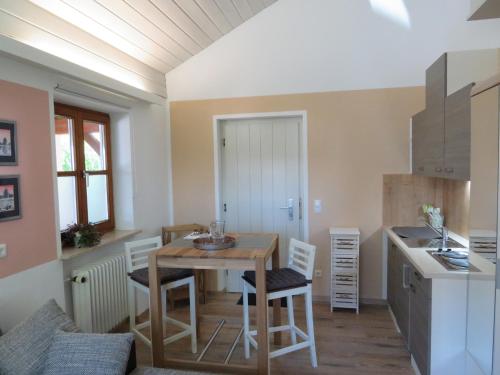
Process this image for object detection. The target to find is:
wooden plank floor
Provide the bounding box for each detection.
[117,293,413,374]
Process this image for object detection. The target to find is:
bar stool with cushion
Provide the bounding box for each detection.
[242,238,318,367]
[125,236,197,353]
[162,224,209,306]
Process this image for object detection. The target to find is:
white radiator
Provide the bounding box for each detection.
[72,255,129,333]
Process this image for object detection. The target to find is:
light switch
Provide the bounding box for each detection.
[0,244,6,258]
[314,199,322,213]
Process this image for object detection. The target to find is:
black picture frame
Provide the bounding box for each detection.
[0,120,17,165]
[0,175,21,222]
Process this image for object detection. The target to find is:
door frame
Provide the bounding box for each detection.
[213,111,309,291]
[212,110,309,238]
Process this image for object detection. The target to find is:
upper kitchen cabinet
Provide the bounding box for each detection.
[469,0,500,20]
[411,110,427,175]
[412,49,500,180]
[423,56,446,178]
[444,84,474,180]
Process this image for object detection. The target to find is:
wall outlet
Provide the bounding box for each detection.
[315,269,322,277]
[0,244,6,258]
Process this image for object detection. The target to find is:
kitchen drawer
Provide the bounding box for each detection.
[332,236,359,253]
[332,291,358,305]
[411,269,432,299]
[332,254,358,271]
[332,273,357,287]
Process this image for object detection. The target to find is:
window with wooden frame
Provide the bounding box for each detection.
[54,103,114,233]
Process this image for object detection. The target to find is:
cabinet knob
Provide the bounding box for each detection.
[445,167,454,173]
[435,167,442,173]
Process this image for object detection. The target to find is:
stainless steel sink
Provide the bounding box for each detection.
[401,238,465,249]
[392,226,465,249]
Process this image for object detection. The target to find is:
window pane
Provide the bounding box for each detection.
[84,121,106,171]
[87,174,109,223]
[57,176,77,229]
[55,115,75,171]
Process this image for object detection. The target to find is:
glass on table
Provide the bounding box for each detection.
[209,220,225,241]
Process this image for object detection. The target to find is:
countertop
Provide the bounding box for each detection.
[384,226,495,280]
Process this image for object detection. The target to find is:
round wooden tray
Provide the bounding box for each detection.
[193,236,236,251]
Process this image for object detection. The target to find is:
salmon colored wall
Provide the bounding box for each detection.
[170,87,425,299]
[0,79,57,278]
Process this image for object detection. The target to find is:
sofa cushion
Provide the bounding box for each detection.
[43,330,134,375]
[0,299,79,375]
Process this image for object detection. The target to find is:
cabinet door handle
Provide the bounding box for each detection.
[435,167,442,173]
[402,264,410,289]
[445,167,454,173]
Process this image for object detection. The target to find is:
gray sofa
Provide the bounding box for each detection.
[0,299,209,375]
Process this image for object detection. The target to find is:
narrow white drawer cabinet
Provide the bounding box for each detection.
[330,227,360,313]
[470,229,497,264]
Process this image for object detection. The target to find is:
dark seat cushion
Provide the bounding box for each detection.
[129,268,193,287]
[242,268,310,293]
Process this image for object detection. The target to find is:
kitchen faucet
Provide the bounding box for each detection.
[425,222,449,250]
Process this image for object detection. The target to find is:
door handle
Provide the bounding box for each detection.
[402,264,410,289]
[280,198,294,221]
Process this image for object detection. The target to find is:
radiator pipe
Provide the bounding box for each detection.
[67,275,87,284]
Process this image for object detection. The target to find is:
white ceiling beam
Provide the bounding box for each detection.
[30,0,172,73]
[0,10,166,97]
[0,1,165,84]
[63,0,189,64]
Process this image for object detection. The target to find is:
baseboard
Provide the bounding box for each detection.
[312,295,329,304]
[360,298,387,305]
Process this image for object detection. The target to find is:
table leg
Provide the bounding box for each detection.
[194,270,201,336]
[256,256,270,375]
[272,238,282,345]
[148,253,163,367]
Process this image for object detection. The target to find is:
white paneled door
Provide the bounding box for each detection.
[220,116,303,292]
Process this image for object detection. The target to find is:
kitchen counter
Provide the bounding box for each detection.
[384,226,495,280]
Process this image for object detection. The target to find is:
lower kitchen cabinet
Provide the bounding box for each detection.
[388,241,432,375]
[388,244,411,347]
[410,268,432,375]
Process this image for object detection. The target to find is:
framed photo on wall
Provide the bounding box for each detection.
[0,175,21,222]
[0,120,17,165]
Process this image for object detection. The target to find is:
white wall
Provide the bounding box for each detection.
[166,0,500,101]
[0,260,66,333]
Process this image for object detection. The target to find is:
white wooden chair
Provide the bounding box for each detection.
[124,236,197,353]
[242,238,318,367]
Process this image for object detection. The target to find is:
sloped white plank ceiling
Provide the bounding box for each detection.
[0,0,276,97]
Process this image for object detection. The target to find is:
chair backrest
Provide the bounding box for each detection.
[124,236,163,272]
[161,223,208,245]
[288,238,317,280]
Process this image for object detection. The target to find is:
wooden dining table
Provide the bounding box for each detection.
[148,233,281,375]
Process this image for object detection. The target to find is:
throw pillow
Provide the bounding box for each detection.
[0,299,79,375]
[43,330,134,375]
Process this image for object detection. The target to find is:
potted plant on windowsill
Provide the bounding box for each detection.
[61,223,102,248]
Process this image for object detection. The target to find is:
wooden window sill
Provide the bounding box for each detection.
[60,229,141,261]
